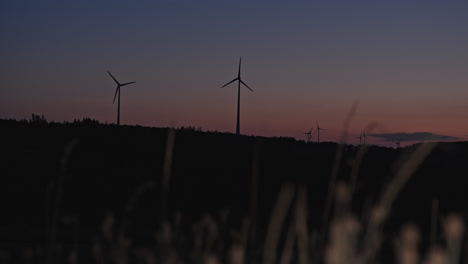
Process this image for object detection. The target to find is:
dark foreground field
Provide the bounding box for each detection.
[2,118,468,264]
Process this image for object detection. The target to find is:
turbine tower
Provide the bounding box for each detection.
[315,121,324,143]
[221,57,253,135]
[108,70,136,126]
[304,128,313,142]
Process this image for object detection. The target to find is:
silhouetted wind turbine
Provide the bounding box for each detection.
[304,128,313,142]
[357,133,363,145]
[108,71,136,126]
[362,130,367,145]
[221,57,253,135]
[394,139,401,148]
[315,121,324,143]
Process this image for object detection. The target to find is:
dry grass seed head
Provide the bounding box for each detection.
[203,254,221,264]
[335,181,351,208]
[424,246,448,264]
[397,247,420,264]
[399,224,421,248]
[102,211,115,241]
[443,214,465,241]
[228,245,245,264]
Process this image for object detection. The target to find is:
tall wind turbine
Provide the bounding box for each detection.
[221,57,253,135]
[304,128,313,142]
[315,121,324,143]
[362,130,367,145]
[108,71,136,126]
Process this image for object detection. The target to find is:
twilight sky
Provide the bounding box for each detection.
[1,0,467,145]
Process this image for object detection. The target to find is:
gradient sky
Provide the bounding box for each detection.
[1,0,468,145]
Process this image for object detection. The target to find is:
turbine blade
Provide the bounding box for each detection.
[222,78,238,88]
[107,71,120,85]
[113,86,120,104]
[240,79,253,91]
[121,81,136,86]
[238,56,242,78]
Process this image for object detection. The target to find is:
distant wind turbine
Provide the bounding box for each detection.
[315,121,324,143]
[357,133,363,145]
[108,70,136,126]
[304,128,313,142]
[221,57,253,135]
[394,140,401,148]
[362,130,367,145]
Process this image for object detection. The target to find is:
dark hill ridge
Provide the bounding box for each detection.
[1,118,468,262]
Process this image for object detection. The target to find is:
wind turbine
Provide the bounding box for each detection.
[304,128,313,142]
[357,133,363,145]
[362,130,367,145]
[108,70,136,126]
[315,121,324,143]
[394,139,401,148]
[221,57,253,135]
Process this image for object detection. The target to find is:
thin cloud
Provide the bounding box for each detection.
[368,132,461,142]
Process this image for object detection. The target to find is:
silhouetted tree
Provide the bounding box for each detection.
[29,114,48,124]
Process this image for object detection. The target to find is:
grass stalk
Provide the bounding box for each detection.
[263,183,296,264]
[318,101,358,263]
[161,128,176,227]
[362,142,437,263]
[47,139,79,264]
